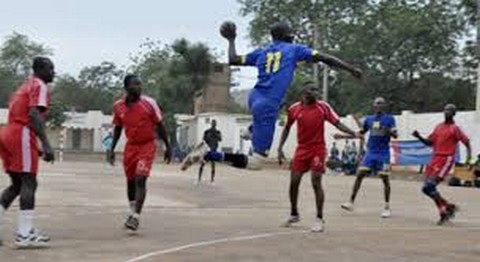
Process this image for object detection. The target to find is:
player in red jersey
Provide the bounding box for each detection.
[412,104,471,225]
[277,83,361,232]
[0,57,55,248]
[108,74,171,231]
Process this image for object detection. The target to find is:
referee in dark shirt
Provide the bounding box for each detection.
[198,119,222,184]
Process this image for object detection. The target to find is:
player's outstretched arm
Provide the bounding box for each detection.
[313,53,362,79]
[333,121,362,140]
[107,125,123,165]
[412,130,432,146]
[156,122,172,164]
[29,106,54,163]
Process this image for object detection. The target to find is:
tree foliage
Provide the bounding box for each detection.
[238,0,476,114]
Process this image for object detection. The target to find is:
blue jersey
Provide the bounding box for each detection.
[363,113,396,154]
[242,41,318,106]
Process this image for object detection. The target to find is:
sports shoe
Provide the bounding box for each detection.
[247,153,265,170]
[311,218,325,233]
[14,229,50,248]
[446,204,459,221]
[341,202,354,212]
[181,142,209,171]
[240,128,252,140]
[381,208,391,218]
[124,215,139,231]
[437,211,449,226]
[281,215,300,228]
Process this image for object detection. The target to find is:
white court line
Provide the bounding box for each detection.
[123,230,307,262]
[123,225,480,262]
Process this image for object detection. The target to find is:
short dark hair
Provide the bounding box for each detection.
[32,57,51,73]
[124,74,138,87]
[270,22,292,41]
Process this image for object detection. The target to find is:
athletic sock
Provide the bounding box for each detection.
[385,202,390,210]
[18,210,34,237]
[0,205,4,237]
[129,201,136,215]
[132,213,140,219]
[0,205,5,220]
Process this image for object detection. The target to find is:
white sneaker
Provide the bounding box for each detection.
[281,215,300,228]
[240,128,252,140]
[341,202,354,212]
[181,141,209,171]
[381,209,391,218]
[311,218,325,233]
[247,153,265,170]
[15,229,50,249]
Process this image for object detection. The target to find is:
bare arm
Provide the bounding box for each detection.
[333,121,359,138]
[227,39,244,65]
[107,125,122,165]
[464,140,472,163]
[29,107,54,162]
[110,126,123,152]
[313,53,362,78]
[277,123,293,164]
[412,131,432,146]
[156,122,172,164]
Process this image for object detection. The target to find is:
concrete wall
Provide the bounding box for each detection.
[176,110,480,162]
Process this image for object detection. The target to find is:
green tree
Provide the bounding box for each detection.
[238,0,475,114]
[0,32,52,107]
[132,38,215,143]
[52,62,123,114]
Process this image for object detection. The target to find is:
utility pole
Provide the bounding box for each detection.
[476,0,480,121]
[313,0,329,101]
[313,23,320,92]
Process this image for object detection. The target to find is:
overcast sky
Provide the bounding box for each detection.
[0,0,257,89]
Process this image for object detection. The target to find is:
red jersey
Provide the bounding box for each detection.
[8,76,51,126]
[287,101,340,150]
[428,122,469,156]
[113,95,163,144]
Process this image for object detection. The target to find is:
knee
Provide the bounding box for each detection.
[135,176,147,189]
[357,171,368,179]
[311,175,321,186]
[422,180,437,197]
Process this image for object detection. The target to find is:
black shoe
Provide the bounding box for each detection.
[124,215,139,231]
[446,204,459,220]
[437,212,449,226]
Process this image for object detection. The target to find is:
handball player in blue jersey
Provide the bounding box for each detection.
[336,97,398,218]
[181,21,362,171]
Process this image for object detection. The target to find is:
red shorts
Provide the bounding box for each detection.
[425,155,455,180]
[291,148,326,174]
[123,141,157,180]
[0,125,39,175]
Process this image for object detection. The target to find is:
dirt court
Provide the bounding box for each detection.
[0,161,479,262]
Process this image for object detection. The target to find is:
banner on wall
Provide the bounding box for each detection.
[390,140,460,166]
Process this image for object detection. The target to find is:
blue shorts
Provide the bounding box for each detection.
[360,152,391,176]
[248,90,279,155]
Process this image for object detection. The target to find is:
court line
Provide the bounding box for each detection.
[123,225,480,262]
[123,230,307,262]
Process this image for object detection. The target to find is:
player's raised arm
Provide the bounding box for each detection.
[220,21,243,65]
